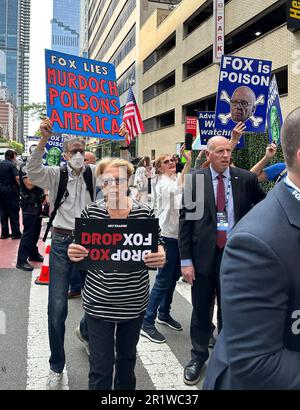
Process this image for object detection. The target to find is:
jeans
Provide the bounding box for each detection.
[69,265,84,293]
[48,231,74,373]
[87,314,144,390]
[143,237,181,327]
[17,211,41,264]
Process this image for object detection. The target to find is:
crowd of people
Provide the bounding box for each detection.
[0,107,299,390]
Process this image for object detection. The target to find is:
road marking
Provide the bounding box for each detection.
[26,269,69,390]
[137,337,199,390]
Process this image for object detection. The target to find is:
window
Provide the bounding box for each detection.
[224,2,286,54]
[144,110,175,133]
[143,71,175,102]
[182,94,216,122]
[273,66,288,95]
[109,25,136,68]
[183,46,213,79]
[117,63,135,96]
[143,32,176,73]
[183,0,231,38]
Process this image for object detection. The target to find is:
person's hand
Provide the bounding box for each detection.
[68,243,89,262]
[118,122,129,147]
[40,118,53,140]
[231,122,246,143]
[144,246,166,268]
[265,142,277,160]
[180,145,191,164]
[197,149,206,159]
[181,265,195,285]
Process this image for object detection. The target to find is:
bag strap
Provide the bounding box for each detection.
[83,165,94,201]
[43,165,69,241]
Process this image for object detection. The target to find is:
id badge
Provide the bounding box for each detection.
[217,211,229,232]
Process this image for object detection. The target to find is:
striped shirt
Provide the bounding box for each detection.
[81,198,164,321]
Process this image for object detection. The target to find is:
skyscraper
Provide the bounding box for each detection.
[0,0,30,141]
[51,0,81,56]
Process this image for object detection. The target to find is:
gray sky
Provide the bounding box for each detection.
[29,0,52,134]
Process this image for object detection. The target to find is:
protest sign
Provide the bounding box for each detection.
[25,136,40,154]
[287,0,300,32]
[75,218,159,272]
[215,55,272,133]
[45,49,123,140]
[43,134,65,166]
[197,111,244,149]
[185,116,198,138]
[266,75,283,145]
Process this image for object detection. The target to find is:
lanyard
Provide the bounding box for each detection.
[284,180,300,201]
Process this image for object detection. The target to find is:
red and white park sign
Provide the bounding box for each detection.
[213,0,225,63]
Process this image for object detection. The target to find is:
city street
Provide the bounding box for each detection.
[0,232,213,391]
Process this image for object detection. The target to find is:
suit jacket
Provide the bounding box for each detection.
[178,166,265,276]
[203,181,300,389]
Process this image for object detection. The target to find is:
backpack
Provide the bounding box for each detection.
[43,165,94,241]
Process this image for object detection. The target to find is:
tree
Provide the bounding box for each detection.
[23,102,47,121]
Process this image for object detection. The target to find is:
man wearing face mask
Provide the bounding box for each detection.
[26,118,96,389]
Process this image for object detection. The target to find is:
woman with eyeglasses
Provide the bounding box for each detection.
[141,146,191,343]
[67,157,166,390]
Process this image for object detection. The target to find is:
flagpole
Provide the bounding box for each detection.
[129,78,138,158]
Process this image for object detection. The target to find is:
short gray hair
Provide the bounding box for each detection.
[63,137,85,153]
[281,106,300,171]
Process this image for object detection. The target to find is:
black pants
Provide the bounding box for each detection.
[17,211,42,264]
[190,247,223,363]
[86,314,144,390]
[0,192,21,237]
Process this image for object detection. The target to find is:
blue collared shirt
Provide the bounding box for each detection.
[181,166,235,267]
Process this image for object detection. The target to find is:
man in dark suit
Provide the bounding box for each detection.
[203,107,300,390]
[179,136,265,385]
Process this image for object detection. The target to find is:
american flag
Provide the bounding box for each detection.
[122,86,144,145]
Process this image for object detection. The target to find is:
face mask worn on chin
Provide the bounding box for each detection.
[69,152,85,169]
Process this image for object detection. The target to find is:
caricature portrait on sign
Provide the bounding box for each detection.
[215,55,272,133]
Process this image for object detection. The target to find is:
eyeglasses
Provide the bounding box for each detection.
[230,100,252,109]
[101,177,127,186]
[163,158,175,164]
[68,149,84,155]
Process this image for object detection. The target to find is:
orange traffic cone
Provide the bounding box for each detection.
[35,245,50,285]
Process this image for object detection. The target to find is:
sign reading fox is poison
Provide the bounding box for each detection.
[75,218,159,272]
[45,49,123,139]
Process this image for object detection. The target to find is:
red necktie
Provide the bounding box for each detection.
[216,174,227,249]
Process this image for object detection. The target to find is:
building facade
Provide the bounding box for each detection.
[0,0,30,142]
[137,0,299,157]
[88,0,181,158]
[51,0,81,56]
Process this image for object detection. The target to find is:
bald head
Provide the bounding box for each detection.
[230,86,256,123]
[281,106,300,172]
[207,136,230,152]
[206,137,231,173]
[84,151,96,165]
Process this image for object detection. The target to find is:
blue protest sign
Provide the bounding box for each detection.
[266,75,283,145]
[215,55,272,133]
[197,111,244,149]
[43,134,66,166]
[45,49,123,140]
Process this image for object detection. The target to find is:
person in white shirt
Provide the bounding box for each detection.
[141,147,191,343]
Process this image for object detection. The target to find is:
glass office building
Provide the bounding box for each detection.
[0,0,30,141]
[51,0,81,56]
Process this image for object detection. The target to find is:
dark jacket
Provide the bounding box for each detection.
[178,166,266,276]
[203,181,300,389]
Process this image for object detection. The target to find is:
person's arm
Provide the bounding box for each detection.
[23,176,35,191]
[194,150,206,169]
[118,123,130,161]
[179,145,192,187]
[26,118,59,189]
[229,122,246,151]
[250,143,277,182]
[221,232,300,389]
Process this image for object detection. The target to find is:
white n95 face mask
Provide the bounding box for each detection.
[69,152,84,169]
